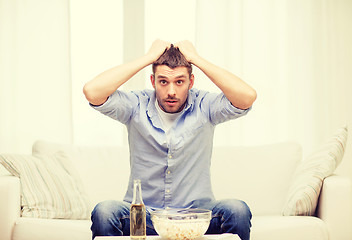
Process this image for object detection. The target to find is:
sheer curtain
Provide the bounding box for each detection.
[0,0,125,153]
[69,0,124,146]
[194,0,352,167]
[0,0,72,153]
[1,0,351,176]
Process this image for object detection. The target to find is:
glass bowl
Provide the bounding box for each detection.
[151,208,211,240]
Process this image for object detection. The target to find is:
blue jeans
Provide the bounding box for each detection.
[91,199,252,240]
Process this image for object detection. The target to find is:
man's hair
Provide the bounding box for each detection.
[152,45,192,76]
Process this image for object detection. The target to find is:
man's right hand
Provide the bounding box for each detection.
[146,39,171,63]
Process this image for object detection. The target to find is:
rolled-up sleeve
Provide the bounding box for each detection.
[203,92,251,125]
[90,90,139,124]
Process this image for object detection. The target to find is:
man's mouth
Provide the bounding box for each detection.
[165,99,177,106]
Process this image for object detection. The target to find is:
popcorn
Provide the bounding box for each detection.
[152,215,210,240]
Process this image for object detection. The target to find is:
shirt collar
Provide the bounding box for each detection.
[183,89,195,113]
[146,89,196,126]
[146,92,163,130]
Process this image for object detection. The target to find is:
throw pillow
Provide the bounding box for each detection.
[0,151,91,219]
[282,125,348,216]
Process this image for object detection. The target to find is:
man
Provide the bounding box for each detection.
[83,39,257,240]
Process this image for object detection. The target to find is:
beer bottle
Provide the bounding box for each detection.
[130,179,146,239]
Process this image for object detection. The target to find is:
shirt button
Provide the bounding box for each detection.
[166,189,170,193]
[168,155,172,159]
[167,170,171,174]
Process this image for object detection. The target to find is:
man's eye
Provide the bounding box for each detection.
[160,80,167,85]
[177,80,184,85]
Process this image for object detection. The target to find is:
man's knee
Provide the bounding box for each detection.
[219,199,252,220]
[218,199,252,240]
[91,200,129,222]
[91,200,130,238]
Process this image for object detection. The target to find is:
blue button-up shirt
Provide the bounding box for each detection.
[91,88,250,209]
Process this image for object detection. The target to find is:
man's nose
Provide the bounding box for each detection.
[167,84,176,97]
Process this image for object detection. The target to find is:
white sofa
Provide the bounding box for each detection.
[1,140,351,240]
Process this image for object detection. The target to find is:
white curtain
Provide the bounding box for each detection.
[194,0,352,175]
[0,0,72,153]
[1,0,351,176]
[69,0,124,146]
[0,0,125,154]
[195,0,351,150]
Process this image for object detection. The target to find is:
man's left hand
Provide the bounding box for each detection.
[174,40,199,64]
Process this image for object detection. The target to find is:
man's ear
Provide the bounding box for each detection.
[151,74,156,89]
[189,74,195,89]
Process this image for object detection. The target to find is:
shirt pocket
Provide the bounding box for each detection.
[180,119,206,144]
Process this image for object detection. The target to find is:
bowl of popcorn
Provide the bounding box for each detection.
[151,208,211,240]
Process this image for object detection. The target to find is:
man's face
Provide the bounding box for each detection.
[151,65,194,113]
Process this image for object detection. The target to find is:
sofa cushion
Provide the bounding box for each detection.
[282,125,348,216]
[32,140,131,210]
[12,217,91,240]
[0,152,90,219]
[251,216,328,240]
[211,141,302,216]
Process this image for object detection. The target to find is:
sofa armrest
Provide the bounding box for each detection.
[0,175,21,240]
[317,174,352,240]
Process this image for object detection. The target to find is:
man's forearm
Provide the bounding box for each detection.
[83,39,171,106]
[83,55,154,106]
[192,56,257,110]
[175,40,256,110]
